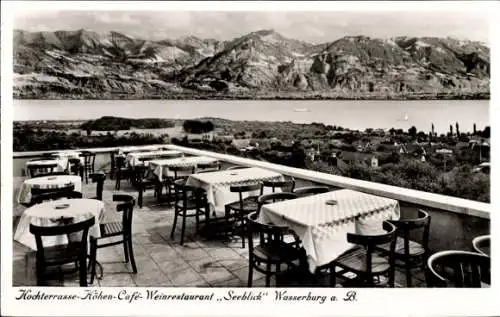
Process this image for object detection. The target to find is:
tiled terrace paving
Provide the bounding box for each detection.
[12,175,428,288]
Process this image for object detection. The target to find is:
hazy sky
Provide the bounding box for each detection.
[14,10,490,44]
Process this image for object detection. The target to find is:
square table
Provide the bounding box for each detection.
[259,189,400,273]
[25,158,69,178]
[126,150,183,167]
[14,198,105,250]
[186,167,284,214]
[149,156,220,181]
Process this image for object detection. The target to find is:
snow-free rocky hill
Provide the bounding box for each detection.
[13,29,490,99]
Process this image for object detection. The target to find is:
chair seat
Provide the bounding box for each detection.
[252,242,302,264]
[43,242,84,265]
[335,246,391,274]
[227,196,259,212]
[100,222,123,237]
[377,237,425,256]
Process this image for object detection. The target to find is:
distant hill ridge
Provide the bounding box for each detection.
[13,28,490,99]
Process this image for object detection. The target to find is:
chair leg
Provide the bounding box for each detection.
[90,240,97,284]
[180,210,187,245]
[265,262,271,287]
[248,264,254,287]
[170,211,178,240]
[138,185,143,208]
[79,256,88,287]
[127,236,137,274]
[330,264,336,287]
[123,238,129,263]
[241,214,245,249]
[195,208,200,233]
[405,261,412,287]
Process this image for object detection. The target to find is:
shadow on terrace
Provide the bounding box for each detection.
[12,145,490,288]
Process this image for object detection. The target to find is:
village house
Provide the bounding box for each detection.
[335,151,379,169]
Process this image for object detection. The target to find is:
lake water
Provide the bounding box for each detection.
[13,99,489,134]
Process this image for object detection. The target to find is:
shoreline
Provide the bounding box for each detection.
[13,92,491,101]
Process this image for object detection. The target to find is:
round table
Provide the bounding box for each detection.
[14,198,105,251]
[17,175,82,205]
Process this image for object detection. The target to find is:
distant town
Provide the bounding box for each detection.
[13,116,490,203]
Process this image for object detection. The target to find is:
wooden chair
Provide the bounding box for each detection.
[30,216,95,286]
[293,186,330,197]
[472,235,490,257]
[27,163,58,178]
[162,165,195,202]
[89,172,106,201]
[246,212,302,287]
[426,250,490,287]
[257,192,298,214]
[330,221,397,287]
[170,179,209,245]
[135,165,161,208]
[89,195,137,284]
[79,151,96,184]
[375,209,431,287]
[114,155,130,190]
[260,179,296,195]
[226,166,248,170]
[30,186,81,206]
[225,183,261,248]
[68,158,82,177]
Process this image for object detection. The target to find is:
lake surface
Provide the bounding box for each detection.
[13,99,489,134]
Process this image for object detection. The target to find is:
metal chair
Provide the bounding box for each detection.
[426,250,490,287]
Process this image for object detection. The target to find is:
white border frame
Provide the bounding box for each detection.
[2,1,499,316]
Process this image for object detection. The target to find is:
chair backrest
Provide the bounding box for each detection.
[246,212,290,255]
[229,183,261,211]
[260,179,296,195]
[30,216,95,262]
[31,183,76,197]
[169,165,195,180]
[172,179,206,206]
[80,151,96,166]
[472,235,490,257]
[293,186,330,197]
[89,173,106,200]
[31,190,82,205]
[115,154,127,168]
[226,166,247,170]
[388,209,431,256]
[257,192,298,214]
[427,250,490,287]
[35,171,71,178]
[113,194,135,234]
[28,164,58,178]
[346,221,397,276]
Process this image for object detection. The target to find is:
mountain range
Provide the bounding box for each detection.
[13,29,490,99]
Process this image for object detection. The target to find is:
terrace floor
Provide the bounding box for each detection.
[12,176,428,287]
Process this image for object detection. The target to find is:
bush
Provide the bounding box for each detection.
[183,120,214,134]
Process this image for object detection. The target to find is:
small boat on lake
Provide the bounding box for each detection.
[294,108,310,112]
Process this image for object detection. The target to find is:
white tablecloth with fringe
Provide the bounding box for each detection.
[259,189,400,273]
[126,150,183,167]
[14,198,104,250]
[149,156,219,181]
[186,167,284,214]
[16,175,82,205]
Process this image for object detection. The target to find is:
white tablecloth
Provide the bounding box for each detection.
[259,189,400,272]
[17,175,83,204]
[149,156,219,181]
[14,198,105,250]
[126,150,183,167]
[25,158,69,178]
[186,167,284,214]
[53,150,83,163]
[118,145,163,155]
